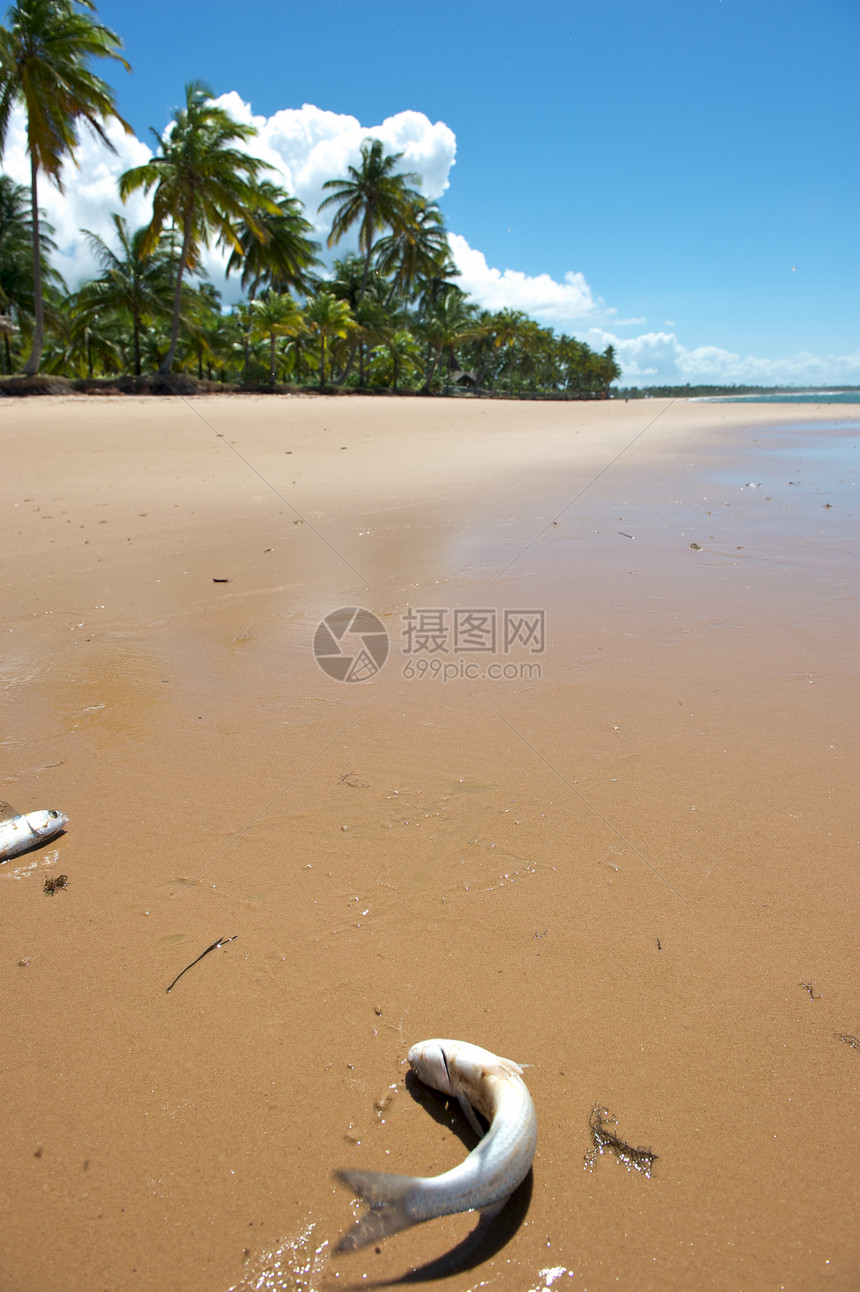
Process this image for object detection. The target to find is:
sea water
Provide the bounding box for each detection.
[693,390,860,404]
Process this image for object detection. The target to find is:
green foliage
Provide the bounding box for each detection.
[119,80,272,373]
[0,171,62,369]
[319,136,420,302]
[75,215,175,374]
[0,0,130,373]
[369,328,420,391]
[225,180,320,300]
[249,289,305,384]
[0,27,623,395]
[303,288,355,386]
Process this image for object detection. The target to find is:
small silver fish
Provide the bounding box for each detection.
[335,1038,537,1253]
[0,799,68,862]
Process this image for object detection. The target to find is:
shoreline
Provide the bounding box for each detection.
[2,373,858,404]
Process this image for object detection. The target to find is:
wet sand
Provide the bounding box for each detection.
[1,394,857,1292]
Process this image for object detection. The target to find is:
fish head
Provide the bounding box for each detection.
[407,1039,457,1095]
[25,809,68,842]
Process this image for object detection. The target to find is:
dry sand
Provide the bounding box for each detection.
[1,393,857,1292]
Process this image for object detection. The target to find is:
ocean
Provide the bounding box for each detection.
[693,390,860,404]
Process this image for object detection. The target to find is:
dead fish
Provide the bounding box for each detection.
[335,1038,537,1252]
[0,799,68,862]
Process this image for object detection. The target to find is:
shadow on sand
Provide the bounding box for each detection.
[339,1070,534,1288]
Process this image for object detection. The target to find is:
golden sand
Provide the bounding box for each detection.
[1,394,857,1291]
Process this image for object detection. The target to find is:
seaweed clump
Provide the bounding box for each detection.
[584,1105,658,1177]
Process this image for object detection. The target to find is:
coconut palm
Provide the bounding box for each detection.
[74,214,175,375]
[415,288,484,391]
[0,171,61,368]
[43,291,123,376]
[351,295,396,387]
[249,290,305,384]
[0,0,130,374]
[119,80,273,374]
[369,328,420,391]
[303,289,354,387]
[319,137,420,302]
[327,252,398,386]
[468,308,533,390]
[174,281,233,381]
[225,180,320,301]
[374,195,450,306]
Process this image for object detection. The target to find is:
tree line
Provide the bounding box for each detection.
[0,1,620,396]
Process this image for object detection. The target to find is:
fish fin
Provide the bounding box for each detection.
[457,1091,485,1138]
[334,1169,419,1253]
[0,800,19,822]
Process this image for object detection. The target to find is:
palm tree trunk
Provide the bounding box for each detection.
[319,335,326,387]
[421,346,442,393]
[243,283,257,375]
[132,314,142,376]
[359,206,375,301]
[23,157,44,376]
[334,339,359,386]
[269,332,276,384]
[160,214,192,374]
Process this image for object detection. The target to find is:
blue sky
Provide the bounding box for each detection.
[14,0,860,385]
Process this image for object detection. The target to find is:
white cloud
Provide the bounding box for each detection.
[1,96,853,387]
[582,327,860,388]
[210,95,456,234]
[448,232,602,324]
[0,108,153,287]
[0,97,457,297]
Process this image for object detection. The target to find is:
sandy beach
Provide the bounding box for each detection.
[1,393,857,1292]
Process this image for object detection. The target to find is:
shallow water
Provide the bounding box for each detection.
[693,391,860,403]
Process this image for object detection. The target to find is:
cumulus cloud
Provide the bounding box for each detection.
[0,108,153,288]
[448,232,602,324]
[581,326,860,388]
[0,97,456,296]
[0,95,852,387]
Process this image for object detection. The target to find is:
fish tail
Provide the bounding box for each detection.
[334,1169,419,1252]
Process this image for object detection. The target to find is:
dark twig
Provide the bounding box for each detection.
[166,935,238,993]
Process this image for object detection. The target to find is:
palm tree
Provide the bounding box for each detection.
[174,280,230,380]
[119,80,273,374]
[303,289,354,387]
[44,291,123,376]
[249,290,305,384]
[0,0,130,374]
[319,137,420,301]
[74,214,175,375]
[374,195,450,306]
[416,288,484,391]
[328,252,396,386]
[225,180,320,301]
[369,328,420,392]
[0,171,61,369]
[468,308,533,390]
